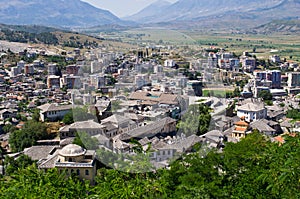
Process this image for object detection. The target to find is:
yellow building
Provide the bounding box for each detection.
[232,117,249,139]
[39,144,97,184]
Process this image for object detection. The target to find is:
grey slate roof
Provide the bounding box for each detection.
[237,102,265,112]
[250,120,275,132]
[119,117,176,141]
[162,134,203,153]
[38,103,72,113]
[24,145,59,161]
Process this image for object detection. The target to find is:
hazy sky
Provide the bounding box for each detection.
[82,0,177,17]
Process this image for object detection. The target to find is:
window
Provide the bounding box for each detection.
[85,169,89,176]
[71,169,74,173]
[69,158,72,162]
[77,169,80,175]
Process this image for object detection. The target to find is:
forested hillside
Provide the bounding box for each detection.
[1,132,299,198]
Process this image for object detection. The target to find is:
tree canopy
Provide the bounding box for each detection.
[1,132,299,198]
[9,120,51,152]
[177,104,211,136]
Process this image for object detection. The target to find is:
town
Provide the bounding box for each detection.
[0,36,299,185]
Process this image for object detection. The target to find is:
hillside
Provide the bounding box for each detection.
[0,24,102,48]
[252,20,300,34]
[127,0,300,30]
[0,0,123,27]
[123,0,172,22]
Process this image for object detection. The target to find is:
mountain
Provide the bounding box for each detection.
[123,0,172,22]
[251,20,300,34]
[0,0,123,27]
[0,23,103,48]
[127,0,300,29]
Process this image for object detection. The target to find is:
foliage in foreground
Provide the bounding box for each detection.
[1,132,299,198]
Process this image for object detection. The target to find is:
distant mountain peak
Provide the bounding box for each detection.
[123,0,172,22]
[0,0,124,27]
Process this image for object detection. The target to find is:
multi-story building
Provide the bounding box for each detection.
[164,59,176,67]
[241,57,256,72]
[287,72,300,87]
[47,75,60,89]
[185,80,202,96]
[24,64,34,75]
[60,75,81,89]
[90,74,106,89]
[237,102,267,122]
[254,70,281,89]
[48,63,58,75]
[135,74,149,89]
[66,65,80,75]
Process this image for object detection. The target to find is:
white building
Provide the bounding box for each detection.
[287,72,300,87]
[269,55,281,63]
[38,103,73,122]
[237,102,267,122]
[48,63,58,75]
[164,59,176,67]
[135,74,149,89]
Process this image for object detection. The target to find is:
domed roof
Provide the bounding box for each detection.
[59,144,86,157]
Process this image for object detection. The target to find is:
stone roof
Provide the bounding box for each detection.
[259,119,278,126]
[128,91,179,105]
[59,144,86,157]
[101,114,134,125]
[24,145,59,161]
[38,103,72,113]
[92,134,110,142]
[250,120,275,132]
[60,137,75,147]
[124,112,144,121]
[38,153,58,169]
[203,130,224,143]
[162,135,203,153]
[60,120,104,133]
[119,117,176,141]
[237,102,265,112]
[280,119,292,128]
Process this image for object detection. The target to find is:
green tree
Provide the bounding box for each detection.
[31,109,40,122]
[4,154,34,175]
[259,90,272,101]
[73,132,98,150]
[177,104,211,136]
[0,165,89,198]
[9,121,49,152]
[62,110,74,124]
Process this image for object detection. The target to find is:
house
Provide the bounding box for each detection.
[118,117,176,142]
[38,103,72,122]
[250,119,276,136]
[237,102,267,122]
[231,118,250,139]
[92,134,111,149]
[0,109,17,120]
[59,120,105,139]
[101,114,137,137]
[24,145,59,161]
[149,134,203,163]
[38,144,97,184]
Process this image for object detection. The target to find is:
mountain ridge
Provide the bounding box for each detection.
[0,0,124,27]
[126,0,300,29]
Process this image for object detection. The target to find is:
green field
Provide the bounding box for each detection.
[109,28,300,63]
